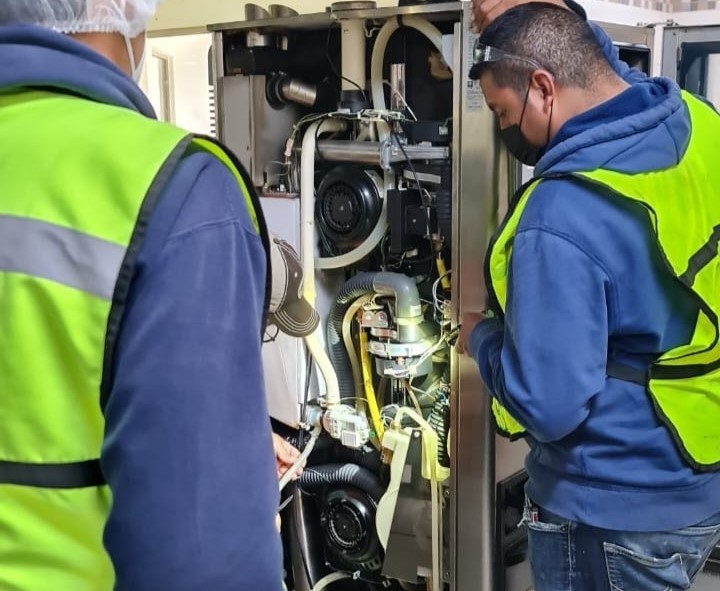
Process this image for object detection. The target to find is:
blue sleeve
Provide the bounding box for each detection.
[563,0,647,84]
[101,154,284,591]
[469,225,610,442]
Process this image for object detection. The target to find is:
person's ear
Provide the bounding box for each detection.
[530,70,556,113]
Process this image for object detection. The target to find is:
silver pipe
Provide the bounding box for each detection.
[313,140,450,167]
[316,140,382,165]
[279,79,318,108]
[390,63,406,112]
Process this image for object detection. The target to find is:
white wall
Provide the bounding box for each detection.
[140,34,213,135]
[584,1,667,24]
[673,9,720,25]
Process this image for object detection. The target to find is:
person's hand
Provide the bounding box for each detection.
[455,312,490,355]
[275,513,282,533]
[470,0,569,32]
[272,433,305,480]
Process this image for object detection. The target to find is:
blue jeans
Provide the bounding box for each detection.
[524,496,720,591]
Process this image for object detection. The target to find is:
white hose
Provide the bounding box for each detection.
[278,424,322,491]
[301,119,346,406]
[301,118,346,302]
[309,572,351,591]
[371,16,446,119]
[315,196,388,269]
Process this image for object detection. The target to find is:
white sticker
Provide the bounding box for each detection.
[465,32,484,112]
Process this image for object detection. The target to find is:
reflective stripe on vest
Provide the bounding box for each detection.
[485,92,720,471]
[0,90,268,590]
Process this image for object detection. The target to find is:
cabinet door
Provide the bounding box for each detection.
[663,26,720,105]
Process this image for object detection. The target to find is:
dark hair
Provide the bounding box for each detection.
[475,3,615,94]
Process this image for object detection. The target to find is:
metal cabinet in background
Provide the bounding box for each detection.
[663,25,720,106]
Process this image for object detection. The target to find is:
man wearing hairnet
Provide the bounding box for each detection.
[0,2,285,590]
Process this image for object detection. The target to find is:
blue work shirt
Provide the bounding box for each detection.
[469,14,720,531]
[0,25,283,590]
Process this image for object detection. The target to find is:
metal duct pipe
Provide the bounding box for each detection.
[340,19,366,93]
[316,141,382,165]
[313,140,450,167]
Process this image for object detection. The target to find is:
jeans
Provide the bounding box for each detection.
[524,496,720,591]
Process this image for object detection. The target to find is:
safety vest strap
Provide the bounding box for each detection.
[606,360,648,386]
[0,459,104,489]
[679,223,720,286]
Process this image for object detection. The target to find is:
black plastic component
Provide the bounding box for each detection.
[408,161,452,248]
[223,46,289,76]
[340,89,369,113]
[400,120,451,146]
[316,166,382,253]
[322,489,382,572]
[299,463,385,575]
[427,394,450,468]
[387,189,437,256]
[496,470,529,591]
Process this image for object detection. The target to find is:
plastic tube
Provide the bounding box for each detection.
[340,19,366,92]
[370,16,447,117]
[326,273,378,399]
[299,463,385,500]
[359,328,384,441]
[436,255,451,290]
[300,119,346,406]
[279,424,322,491]
[310,572,351,591]
[301,118,346,303]
[342,295,373,403]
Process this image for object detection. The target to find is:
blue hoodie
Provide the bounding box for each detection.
[469,19,720,530]
[0,26,284,590]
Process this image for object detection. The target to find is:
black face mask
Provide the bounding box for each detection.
[499,82,553,167]
[500,124,544,166]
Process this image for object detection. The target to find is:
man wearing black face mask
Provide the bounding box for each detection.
[455,3,720,591]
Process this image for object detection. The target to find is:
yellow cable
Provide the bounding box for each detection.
[342,295,373,410]
[436,256,451,290]
[359,328,385,442]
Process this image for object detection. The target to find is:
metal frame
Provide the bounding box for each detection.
[662,25,720,91]
[210,4,525,589]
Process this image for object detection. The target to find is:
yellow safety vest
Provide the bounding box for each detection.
[486,91,720,471]
[0,89,269,589]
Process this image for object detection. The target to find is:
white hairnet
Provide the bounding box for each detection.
[0,0,162,38]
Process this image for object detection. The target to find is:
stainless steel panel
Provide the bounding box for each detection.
[450,7,496,591]
[597,21,654,48]
[216,74,299,187]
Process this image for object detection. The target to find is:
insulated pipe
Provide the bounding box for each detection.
[373,272,422,320]
[340,19,366,92]
[327,272,423,398]
[299,463,385,500]
[370,16,447,137]
[327,273,377,399]
[301,119,346,406]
